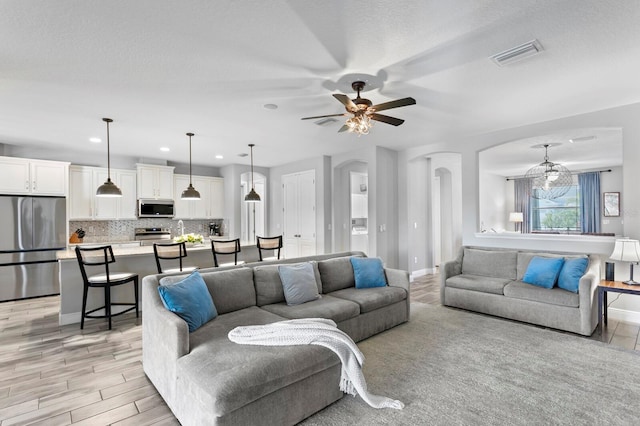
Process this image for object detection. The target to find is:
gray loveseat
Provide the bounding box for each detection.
[441,246,600,336]
[142,251,410,426]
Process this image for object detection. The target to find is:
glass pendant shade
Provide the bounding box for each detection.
[96,118,122,198]
[245,143,261,202]
[524,144,572,200]
[181,132,200,200]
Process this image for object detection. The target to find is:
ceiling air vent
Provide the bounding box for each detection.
[490,39,544,66]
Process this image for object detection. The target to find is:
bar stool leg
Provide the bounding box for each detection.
[134,276,139,318]
[105,285,112,330]
[81,283,88,330]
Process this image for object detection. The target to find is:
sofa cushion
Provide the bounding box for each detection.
[330,286,406,313]
[557,257,589,293]
[180,306,339,417]
[318,257,357,292]
[462,248,517,280]
[278,262,321,305]
[254,262,322,306]
[351,257,387,289]
[517,252,588,281]
[445,274,511,295]
[261,295,360,323]
[200,268,256,314]
[157,270,218,332]
[522,256,564,289]
[504,281,580,307]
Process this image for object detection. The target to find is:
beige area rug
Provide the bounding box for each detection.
[301,303,639,425]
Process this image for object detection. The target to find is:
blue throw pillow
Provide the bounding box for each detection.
[157,270,217,332]
[351,257,387,289]
[278,262,321,305]
[557,257,588,293]
[522,256,565,289]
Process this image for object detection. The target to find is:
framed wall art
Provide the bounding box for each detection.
[603,192,620,217]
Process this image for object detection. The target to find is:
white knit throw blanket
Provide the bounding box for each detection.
[227,318,404,410]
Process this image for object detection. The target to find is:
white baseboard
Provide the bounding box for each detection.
[607,307,640,325]
[410,268,437,281]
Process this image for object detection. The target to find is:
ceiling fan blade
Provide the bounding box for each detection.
[338,124,349,133]
[333,94,358,112]
[370,113,405,126]
[371,97,416,112]
[301,113,347,120]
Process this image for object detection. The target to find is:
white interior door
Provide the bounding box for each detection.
[282,170,316,258]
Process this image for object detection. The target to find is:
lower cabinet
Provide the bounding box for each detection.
[69,166,137,220]
[174,174,224,219]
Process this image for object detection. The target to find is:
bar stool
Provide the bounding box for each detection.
[211,239,242,267]
[153,242,197,274]
[75,245,139,330]
[256,235,283,261]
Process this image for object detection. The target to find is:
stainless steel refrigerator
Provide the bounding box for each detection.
[0,195,66,302]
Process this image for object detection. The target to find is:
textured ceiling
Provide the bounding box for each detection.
[0,0,638,168]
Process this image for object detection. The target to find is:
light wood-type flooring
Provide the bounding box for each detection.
[0,273,638,425]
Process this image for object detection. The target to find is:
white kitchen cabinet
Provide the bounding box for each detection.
[0,156,68,195]
[137,164,174,199]
[173,174,225,219]
[69,166,137,220]
[282,170,316,258]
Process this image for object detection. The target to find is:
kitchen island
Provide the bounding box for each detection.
[57,239,259,325]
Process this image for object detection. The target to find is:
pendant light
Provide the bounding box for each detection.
[181,132,201,200]
[96,118,122,197]
[524,144,572,200]
[245,143,261,202]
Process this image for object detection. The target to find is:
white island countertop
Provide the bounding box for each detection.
[58,237,254,260]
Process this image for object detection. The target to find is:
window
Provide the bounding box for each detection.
[531,177,580,232]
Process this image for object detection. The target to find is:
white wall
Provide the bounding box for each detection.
[479,171,510,232]
[600,166,624,236]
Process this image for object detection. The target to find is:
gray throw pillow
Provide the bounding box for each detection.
[278,262,321,306]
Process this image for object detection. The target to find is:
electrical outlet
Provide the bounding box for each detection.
[88,226,94,233]
[414,222,418,229]
[328,223,332,230]
[414,257,418,264]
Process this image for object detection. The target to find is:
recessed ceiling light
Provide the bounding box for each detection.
[215,154,223,159]
[89,137,101,143]
[263,103,278,110]
[160,147,170,152]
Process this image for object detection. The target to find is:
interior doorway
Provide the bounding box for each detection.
[349,171,368,253]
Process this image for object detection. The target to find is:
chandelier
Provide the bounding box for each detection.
[524,144,572,200]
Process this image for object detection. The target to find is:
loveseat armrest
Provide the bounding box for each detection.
[578,257,601,335]
[440,253,463,304]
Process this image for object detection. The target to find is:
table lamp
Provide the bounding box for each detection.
[509,212,524,233]
[609,238,640,285]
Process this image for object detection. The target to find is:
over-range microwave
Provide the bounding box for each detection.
[138,199,175,218]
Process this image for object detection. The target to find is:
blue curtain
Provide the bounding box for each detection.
[513,178,532,233]
[578,172,601,233]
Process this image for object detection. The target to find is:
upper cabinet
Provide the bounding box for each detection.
[136,164,174,199]
[174,174,224,219]
[0,156,68,196]
[69,165,137,220]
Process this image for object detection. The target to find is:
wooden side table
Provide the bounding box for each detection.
[598,280,640,332]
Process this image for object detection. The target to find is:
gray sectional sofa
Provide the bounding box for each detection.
[142,251,410,426]
[441,246,600,336]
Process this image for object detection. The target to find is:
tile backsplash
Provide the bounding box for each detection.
[69,219,223,243]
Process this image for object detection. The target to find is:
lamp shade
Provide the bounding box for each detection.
[96,178,122,197]
[610,238,640,262]
[181,183,201,200]
[509,212,524,223]
[245,188,261,202]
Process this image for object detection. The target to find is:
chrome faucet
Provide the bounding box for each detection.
[178,220,184,236]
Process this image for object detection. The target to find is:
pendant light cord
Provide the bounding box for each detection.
[103,118,113,181]
[187,133,194,185]
[250,143,255,190]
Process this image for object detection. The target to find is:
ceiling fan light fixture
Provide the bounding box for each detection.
[96,118,122,198]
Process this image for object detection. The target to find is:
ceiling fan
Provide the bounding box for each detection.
[301,81,416,135]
